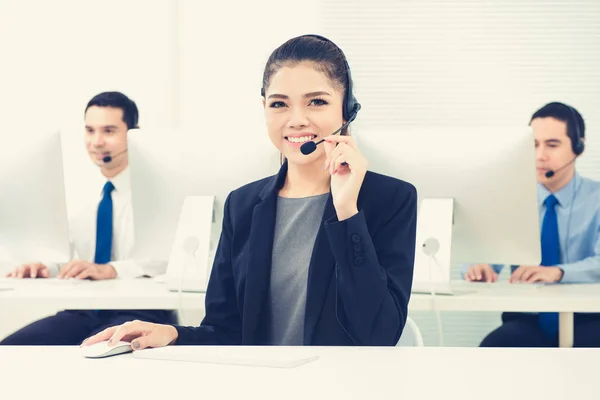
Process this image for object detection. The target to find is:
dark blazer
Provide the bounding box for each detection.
[175,162,417,346]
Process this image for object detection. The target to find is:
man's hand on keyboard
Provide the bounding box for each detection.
[57,260,117,280]
[5,263,49,279]
[510,265,563,283]
[465,264,498,282]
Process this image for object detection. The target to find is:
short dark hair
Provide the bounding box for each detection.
[261,35,350,101]
[85,91,139,129]
[530,102,585,142]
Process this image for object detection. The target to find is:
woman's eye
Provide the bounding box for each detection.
[310,98,328,106]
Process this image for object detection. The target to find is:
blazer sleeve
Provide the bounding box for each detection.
[172,192,242,345]
[324,183,417,346]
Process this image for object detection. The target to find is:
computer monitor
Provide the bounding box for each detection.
[0,130,71,266]
[127,128,278,291]
[356,126,541,292]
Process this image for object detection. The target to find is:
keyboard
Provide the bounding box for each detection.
[43,278,84,284]
[466,281,545,291]
[412,280,546,296]
[133,347,319,368]
[0,277,86,285]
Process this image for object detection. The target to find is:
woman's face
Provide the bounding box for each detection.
[263,61,344,167]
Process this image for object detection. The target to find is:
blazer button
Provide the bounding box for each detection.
[355,257,365,266]
[351,234,361,243]
[353,243,362,252]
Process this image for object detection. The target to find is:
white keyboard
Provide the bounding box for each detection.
[467,281,545,290]
[412,280,546,296]
[0,277,86,285]
[133,347,319,369]
[41,278,88,285]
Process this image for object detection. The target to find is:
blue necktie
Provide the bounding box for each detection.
[94,181,115,264]
[538,194,560,338]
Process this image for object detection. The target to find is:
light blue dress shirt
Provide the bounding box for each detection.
[461,172,600,283]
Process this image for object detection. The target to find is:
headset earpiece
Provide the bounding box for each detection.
[565,104,584,156]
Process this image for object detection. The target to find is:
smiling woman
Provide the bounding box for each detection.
[82,34,418,350]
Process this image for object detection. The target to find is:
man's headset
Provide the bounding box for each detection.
[565,104,585,156]
[99,100,139,164]
[544,103,584,178]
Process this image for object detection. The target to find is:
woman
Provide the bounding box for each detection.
[82,34,417,348]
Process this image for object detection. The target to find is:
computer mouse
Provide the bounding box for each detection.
[81,340,133,358]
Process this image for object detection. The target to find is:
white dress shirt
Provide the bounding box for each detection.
[47,166,166,279]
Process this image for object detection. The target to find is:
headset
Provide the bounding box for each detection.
[97,97,139,164]
[127,100,140,131]
[302,34,361,126]
[260,34,361,145]
[563,103,585,156]
[543,104,584,178]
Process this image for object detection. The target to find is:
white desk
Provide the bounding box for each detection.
[409,281,600,347]
[0,278,205,311]
[0,346,596,399]
[2,278,600,347]
[0,278,206,336]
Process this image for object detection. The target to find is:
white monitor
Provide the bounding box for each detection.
[128,129,203,261]
[127,128,278,291]
[357,126,541,292]
[0,130,70,267]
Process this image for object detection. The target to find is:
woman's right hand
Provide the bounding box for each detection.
[80,320,179,350]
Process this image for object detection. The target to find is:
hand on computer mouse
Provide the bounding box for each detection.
[5,263,49,279]
[81,320,179,350]
[465,264,498,282]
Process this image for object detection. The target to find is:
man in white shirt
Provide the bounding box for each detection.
[1,92,175,345]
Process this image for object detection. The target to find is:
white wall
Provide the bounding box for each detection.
[0,0,178,212]
[318,0,600,176]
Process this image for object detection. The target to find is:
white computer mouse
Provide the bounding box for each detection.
[81,340,133,358]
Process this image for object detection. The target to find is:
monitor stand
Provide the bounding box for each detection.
[411,198,474,296]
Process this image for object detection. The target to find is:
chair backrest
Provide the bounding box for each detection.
[396,316,424,346]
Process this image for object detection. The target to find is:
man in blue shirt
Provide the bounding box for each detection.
[463,102,600,347]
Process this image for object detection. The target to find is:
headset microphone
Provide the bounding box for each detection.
[300,105,361,155]
[101,149,128,163]
[545,156,577,178]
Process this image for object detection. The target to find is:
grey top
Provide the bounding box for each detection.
[267,193,329,345]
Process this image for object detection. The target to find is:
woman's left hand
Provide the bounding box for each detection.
[323,135,368,221]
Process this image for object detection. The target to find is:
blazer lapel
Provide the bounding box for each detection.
[303,194,337,344]
[241,163,287,344]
